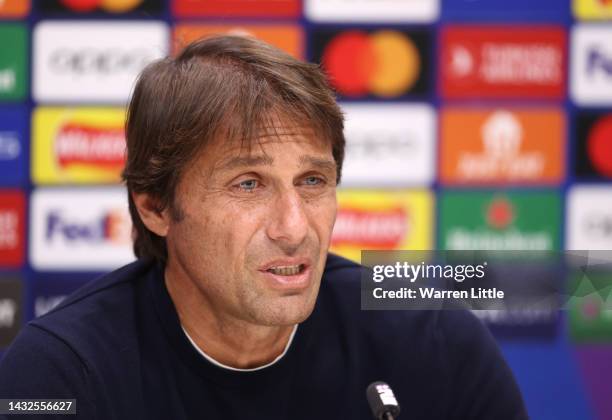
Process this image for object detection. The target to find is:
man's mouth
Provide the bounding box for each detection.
[266,264,306,276]
[259,259,313,290]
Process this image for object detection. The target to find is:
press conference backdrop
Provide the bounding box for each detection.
[0,0,611,418]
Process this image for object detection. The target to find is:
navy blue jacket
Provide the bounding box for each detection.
[0,254,527,419]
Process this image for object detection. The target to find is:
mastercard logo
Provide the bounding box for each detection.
[59,0,143,12]
[321,30,421,98]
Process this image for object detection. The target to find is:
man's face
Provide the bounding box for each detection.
[164,126,338,327]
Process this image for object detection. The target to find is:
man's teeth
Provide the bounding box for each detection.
[267,265,303,276]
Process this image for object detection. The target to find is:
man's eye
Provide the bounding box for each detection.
[238,179,259,192]
[303,176,323,186]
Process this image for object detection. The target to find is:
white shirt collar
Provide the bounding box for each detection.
[181,324,299,372]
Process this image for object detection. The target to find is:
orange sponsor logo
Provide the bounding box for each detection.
[0,0,30,16]
[174,24,303,59]
[440,108,565,185]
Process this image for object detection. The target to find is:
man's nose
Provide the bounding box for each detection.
[265,188,309,251]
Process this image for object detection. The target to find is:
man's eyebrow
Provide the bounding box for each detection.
[299,155,337,172]
[216,155,274,171]
[216,154,337,172]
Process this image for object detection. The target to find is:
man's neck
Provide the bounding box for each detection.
[164,266,296,369]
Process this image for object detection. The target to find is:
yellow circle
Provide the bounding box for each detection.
[101,0,143,13]
[368,31,420,97]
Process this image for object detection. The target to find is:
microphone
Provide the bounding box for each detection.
[366,381,401,420]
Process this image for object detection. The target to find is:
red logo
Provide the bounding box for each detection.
[486,197,514,230]
[321,30,422,98]
[172,0,300,18]
[332,207,408,247]
[55,123,125,169]
[440,26,566,99]
[0,190,25,267]
[587,115,612,178]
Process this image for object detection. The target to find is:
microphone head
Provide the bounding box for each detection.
[366,381,401,420]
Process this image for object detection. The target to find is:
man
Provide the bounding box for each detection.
[0,35,527,419]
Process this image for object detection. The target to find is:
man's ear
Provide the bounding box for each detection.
[131,192,170,237]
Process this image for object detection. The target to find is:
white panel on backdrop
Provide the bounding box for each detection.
[340,103,436,186]
[33,21,169,104]
[567,185,612,250]
[30,187,135,271]
[305,0,439,23]
[570,24,612,105]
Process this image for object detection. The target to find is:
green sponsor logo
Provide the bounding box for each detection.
[0,24,27,101]
[439,191,561,251]
[568,272,612,342]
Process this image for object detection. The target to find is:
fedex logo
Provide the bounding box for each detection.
[30,188,135,271]
[45,210,129,245]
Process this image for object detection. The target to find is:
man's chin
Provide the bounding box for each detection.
[252,293,318,327]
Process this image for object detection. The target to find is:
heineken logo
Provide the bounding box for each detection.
[440,192,560,251]
[486,197,514,230]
